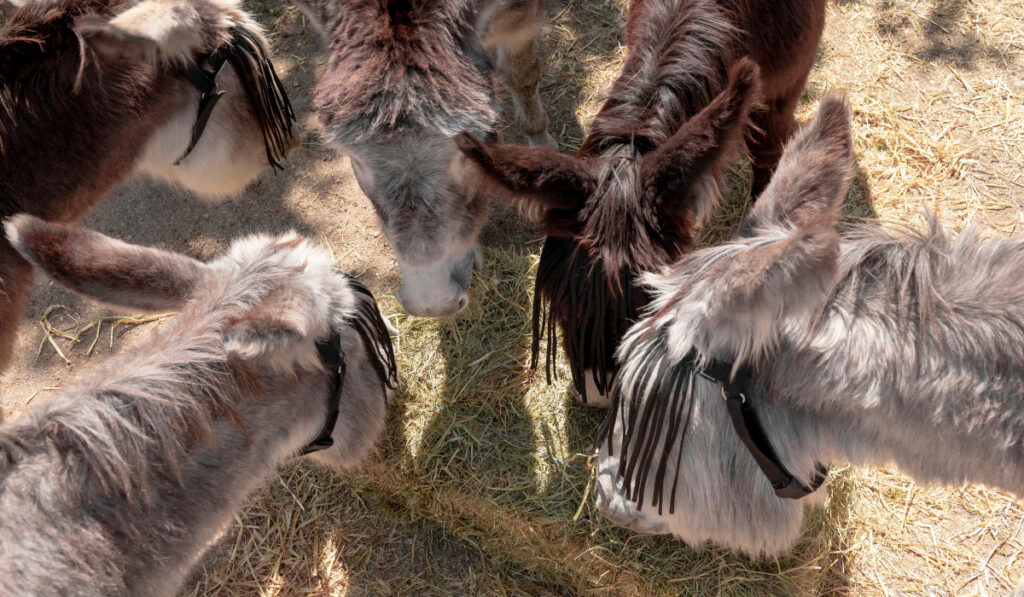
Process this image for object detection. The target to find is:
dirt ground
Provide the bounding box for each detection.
[2,0,1024,595]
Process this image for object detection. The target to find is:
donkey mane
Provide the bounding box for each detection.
[579,0,739,156]
[574,0,743,274]
[828,216,995,335]
[820,216,1024,377]
[313,0,496,144]
[0,262,276,503]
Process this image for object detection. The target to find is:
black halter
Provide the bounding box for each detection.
[174,27,296,168]
[300,331,346,455]
[298,276,399,456]
[698,358,828,500]
[174,50,228,165]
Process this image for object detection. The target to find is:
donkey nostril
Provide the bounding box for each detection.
[456,296,468,311]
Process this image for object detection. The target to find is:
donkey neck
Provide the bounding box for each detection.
[1,56,177,223]
[582,0,740,154]
[760,223,1024,496]
[315,0,496,145]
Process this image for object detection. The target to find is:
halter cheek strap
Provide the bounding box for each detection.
[698,359,828,500]
[300,331,346,455]
[174,50,227,166]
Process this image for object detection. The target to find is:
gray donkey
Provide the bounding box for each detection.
[595,93,1024,592]
[0,216,397,597]
[289,0,557,317]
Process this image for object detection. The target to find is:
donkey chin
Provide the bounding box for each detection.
[395,247,480,318]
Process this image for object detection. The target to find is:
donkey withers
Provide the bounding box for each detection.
[290,0,558,317]
[456,0,827,406]
[0,0,298,373]
[0,216,396,597]
[596,93,1024,592]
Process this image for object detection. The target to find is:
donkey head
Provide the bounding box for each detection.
[68,0,298,195]
[5,215,397,469]
[290,0,497,317]
[455,59,761,403]
[592,93,854,552]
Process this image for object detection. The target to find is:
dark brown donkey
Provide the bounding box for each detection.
[289,0,557,317]
[456,0,826,405]
[0,0,298,374]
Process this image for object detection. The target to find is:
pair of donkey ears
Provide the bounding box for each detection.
[453,57,763,219]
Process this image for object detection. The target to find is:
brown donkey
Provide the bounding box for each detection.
[289,0,557,317]
[0,215,396,596]
[0,0,298,374]
[457,0,826,405]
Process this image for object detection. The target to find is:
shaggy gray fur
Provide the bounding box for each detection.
[596,93,1024,593]
[0,216,396,596]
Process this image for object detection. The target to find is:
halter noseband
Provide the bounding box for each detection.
[300,331,346,455]
[697,357,827,500]
[174,49,228,166]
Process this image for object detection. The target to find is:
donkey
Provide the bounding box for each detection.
[456,0,826,405]
[0,0,298,374]
[288,0,558,317]
[0,215,397,597]
[594,93,1024,594]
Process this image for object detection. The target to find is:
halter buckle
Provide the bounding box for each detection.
[720,386,746,404]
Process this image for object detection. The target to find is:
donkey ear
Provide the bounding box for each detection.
[660,215,839,365]
[657,96,853,363]
[639,57,761,215]
[223,286,317,363]
[743,93,854,231]
[454,132,595,214]
[4,215,206,311]
[73,0,213,65]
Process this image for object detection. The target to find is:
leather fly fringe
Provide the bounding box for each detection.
[594,330,697,516]
[345,276,399,398]
[222,26,296,170]
[532,236,648,403]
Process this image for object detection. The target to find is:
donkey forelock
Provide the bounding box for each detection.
[312,0,497,146]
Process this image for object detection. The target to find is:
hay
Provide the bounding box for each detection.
[34,305,172,364]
